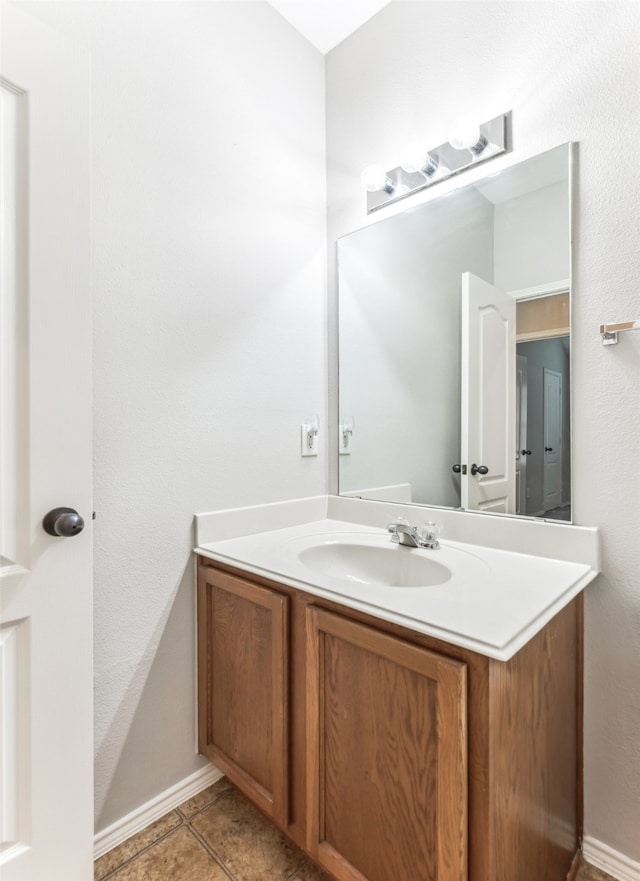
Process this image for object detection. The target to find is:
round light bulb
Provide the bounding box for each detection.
[400,142,429,174]
[360,164,390,193]
[448,116,482,151]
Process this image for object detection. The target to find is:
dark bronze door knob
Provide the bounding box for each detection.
[43,507,85,537]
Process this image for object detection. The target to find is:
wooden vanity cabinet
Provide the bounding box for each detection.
[197,556,580,881]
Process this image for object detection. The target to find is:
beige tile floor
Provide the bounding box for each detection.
[94,778,618,881]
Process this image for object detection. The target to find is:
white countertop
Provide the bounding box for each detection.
[195,497,600,661]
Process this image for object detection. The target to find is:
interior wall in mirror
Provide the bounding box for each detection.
[338,144,572,521]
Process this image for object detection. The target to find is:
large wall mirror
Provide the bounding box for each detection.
[338,144,572,521]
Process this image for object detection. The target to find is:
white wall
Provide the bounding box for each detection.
[494,180,569,292]
[326,0,640,865]
[21,0,326,832]
[338,188,493,506]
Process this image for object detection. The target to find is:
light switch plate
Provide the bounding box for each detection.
[339,424,352,455]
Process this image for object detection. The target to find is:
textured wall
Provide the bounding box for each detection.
[326,0,640,863]
[23,0,326,831]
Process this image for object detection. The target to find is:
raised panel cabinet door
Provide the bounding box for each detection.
[198,565,289,826]
[306,608,467,881]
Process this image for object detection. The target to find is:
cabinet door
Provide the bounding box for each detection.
[306,608,467,881]
[198,565,289,825]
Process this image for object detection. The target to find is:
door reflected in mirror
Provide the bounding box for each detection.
[338,144,572,521]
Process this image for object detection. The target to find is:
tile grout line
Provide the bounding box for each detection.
[94,779,619,881]
[183,786,311,881]
[96,814,186,881]
[178,786,241,879]
[285,859,313,881]
[175,783,233,823]
[186,822,241,881]
[95,782,330,881]
[95,784,234,881]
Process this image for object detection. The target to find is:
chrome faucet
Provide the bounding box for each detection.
[386,518,440,550]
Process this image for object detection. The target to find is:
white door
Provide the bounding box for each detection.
[515,354,528,515]
[543,367,563,512]
[1,6,93,880]
[461,272,516,514]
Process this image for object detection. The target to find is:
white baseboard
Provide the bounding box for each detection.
[583,837,640,881]
[94,763,223,860]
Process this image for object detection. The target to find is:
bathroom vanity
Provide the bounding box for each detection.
[194,136,592,881]
[195,496,599,881]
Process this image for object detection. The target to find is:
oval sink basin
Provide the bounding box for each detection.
[298,541,452,588]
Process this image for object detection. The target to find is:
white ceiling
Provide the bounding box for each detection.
[266,0,392,54]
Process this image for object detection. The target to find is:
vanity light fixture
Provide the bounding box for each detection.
[447,116,488,154]
[399,142,441,177]
[360,164,395,194]
[361,112,509,213]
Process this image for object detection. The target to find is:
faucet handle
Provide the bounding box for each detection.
[419,521,441,547]
[386,516,408,542]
